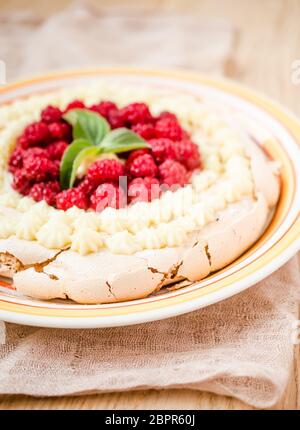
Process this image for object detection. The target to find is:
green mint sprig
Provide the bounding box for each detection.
[60,108,150,189]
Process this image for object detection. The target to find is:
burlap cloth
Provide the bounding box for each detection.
[0,2,299,408]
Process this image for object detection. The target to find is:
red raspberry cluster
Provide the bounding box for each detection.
[9,103,73,196]
[9,100,202,211]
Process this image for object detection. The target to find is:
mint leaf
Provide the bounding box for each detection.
[60,115,150,189]
[63,109,110,145]
[69,146,101,188]
[100,128,150,154]
[62,109,81,127]
[60,139,92,189]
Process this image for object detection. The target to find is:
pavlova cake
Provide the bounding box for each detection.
[0,82,280,303]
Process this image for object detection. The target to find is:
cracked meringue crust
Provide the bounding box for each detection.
[0,82,280,303]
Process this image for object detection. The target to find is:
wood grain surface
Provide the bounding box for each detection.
[0,0,299,410]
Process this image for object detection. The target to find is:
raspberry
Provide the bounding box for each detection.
[90,183,126,211]
[8,147,24,173]
[77,177,98,195]
[12,169,31,195]
[56,188,89,211]
[90,101,125,129]
[41,105,62,124]
[177,139,202,170]
[16,136,29,149]
[108,109,125,129]
[90,101,117,118]
[159,159,187,187]
[156,111,178,122]
[29,181,60,206]
[20,122,50,148]
[125,149,151,168]
[128,154,158,178]
[23,154,58,182]
[23,147,49,159]
[65,100,85,111]
[48,122,72,141]
[155,117,183,141]
[47,140,68,160]
[128,177,160,203]
[150,138,178,164]
[120,103,153,126]
[109,113,123,129]
[87,159,125,186]
[132,123,156,140]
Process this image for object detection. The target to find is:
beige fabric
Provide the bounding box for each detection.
[0,2,233,79]
[0,1,299,409]
[0,257,299,408]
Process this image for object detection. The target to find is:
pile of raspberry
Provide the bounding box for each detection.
[9,100,202,211]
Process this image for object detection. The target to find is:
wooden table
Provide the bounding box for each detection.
[0,0,299,410]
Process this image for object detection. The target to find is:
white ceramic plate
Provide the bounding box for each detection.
[0,68,299,328]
